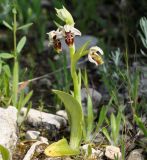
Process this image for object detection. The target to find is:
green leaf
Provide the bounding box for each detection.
[3,65,11,77]
[134,115,147,137]
[102,127,111,144]
[53,90,83,150]
[86,94,93,138]
[115,112,121,143]
[96,106,108,133]
[73,41,90,64]
[0,145,10,160]
[0,53,14,59]
[2,21,12,30]
[17,23,33,30]
[17,90,33,114]
[17,36,26,53]
[45,138,79,157]
[111,113,116,144]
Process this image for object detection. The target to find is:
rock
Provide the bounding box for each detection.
[82,144,103,158]
[56,110,68,120]
[38,136,49,144]
[25,130,40,140]
[81,88,102,115]
[105,145,121,160]
[23,141,47,160]
[127,149,144,160]
[0,106,18,159]
[20,108,67,130]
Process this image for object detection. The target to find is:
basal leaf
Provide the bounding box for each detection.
[45,138,78,157]
[53,90,83,150]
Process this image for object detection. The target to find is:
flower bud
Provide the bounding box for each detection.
[55,6,74,26]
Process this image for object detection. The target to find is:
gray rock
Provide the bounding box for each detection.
[38,136,49,144]
[25,130,40,140]
[105,145,121,160]
[127,149,144,160]
[0,106,18,159]
[56,110,68,120]
[81,88,102,115]
[20,108,67,130]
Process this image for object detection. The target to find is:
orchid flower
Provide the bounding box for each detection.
[59,24,81,47]
[47,29,63,53]
[88,46,104,65]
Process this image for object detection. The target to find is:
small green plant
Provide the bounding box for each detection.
[82,69,108,142]
[138,17,147,57]
[45,6,104,157]
[102,111,122,146]
[1,8,33,118]
[134,114,147,137]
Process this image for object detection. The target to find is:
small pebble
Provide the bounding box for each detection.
[25,130,40,140]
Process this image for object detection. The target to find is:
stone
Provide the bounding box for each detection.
[56,110,68,120]
[0,106,18,159]
[127,149,144,160]
[38,136,49,144]
[105,145,121,160]
[20,108,67,130]
[25,130,40,140]
[81,88,102,115]
[82,144,103,158]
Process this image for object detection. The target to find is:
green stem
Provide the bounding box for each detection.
[69,45,81,104]
[12,8,19,106]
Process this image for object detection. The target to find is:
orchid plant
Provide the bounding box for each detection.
[45,6,104,157]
